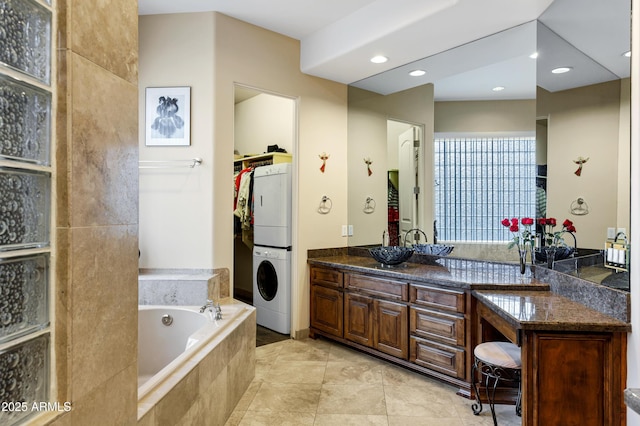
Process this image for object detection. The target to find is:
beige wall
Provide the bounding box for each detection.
[434,99,536,133]
[234,93,295,156]
[50,0,139,424]
[139,12,348,334]
[538,80,628,248]
[138,13,215,269]
[347,85,435,246]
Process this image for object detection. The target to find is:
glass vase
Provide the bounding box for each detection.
[518,247,528,275]
[544,246,557,269]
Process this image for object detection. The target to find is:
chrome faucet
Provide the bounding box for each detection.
[200,299,223,320]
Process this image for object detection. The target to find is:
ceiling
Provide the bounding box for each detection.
[138,0,631,100]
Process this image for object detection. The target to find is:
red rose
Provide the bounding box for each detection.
[547,218,557,226]
[537,218,546,225]
[521,217,534,226]
[501,218,510,227]
[563,219,573,227]
[511,218,518,226]
[509,224,519,232]
[567,225,576,233]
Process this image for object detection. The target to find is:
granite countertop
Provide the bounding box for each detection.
[625,388,640,415]
[308,254,550,291]
[473,290,630,333]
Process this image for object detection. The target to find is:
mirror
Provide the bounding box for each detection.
[347,0,630,289]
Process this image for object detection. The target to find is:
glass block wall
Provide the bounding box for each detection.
[0,0,53,424]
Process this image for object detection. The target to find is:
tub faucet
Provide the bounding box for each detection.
[200,299,223,321]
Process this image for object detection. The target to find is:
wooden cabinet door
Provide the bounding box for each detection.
[345,293,374,347]
[523,331,626,426]
[374,300,408,360]
[310,284,343,337]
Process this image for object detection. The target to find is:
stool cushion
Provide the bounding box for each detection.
[474,341,521,369]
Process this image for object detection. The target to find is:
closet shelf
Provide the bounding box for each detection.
[234,152,291,172]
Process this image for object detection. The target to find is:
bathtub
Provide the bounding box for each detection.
[137,301,256,422]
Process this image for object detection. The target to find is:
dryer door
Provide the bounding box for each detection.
[256,260,278,301]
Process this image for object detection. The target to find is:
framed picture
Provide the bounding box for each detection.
[145,86,191,146]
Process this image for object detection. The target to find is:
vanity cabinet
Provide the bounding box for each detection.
[409,284,467,379]
[310,267,344,338]
[344,273,409,359]
[344,293,409,359]
[310,266,465,380]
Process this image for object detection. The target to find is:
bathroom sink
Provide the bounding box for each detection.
[534,246,574,263]
[369,246,414,267]
[413,244,454,257]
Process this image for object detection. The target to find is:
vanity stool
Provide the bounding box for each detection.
[471,341,522,425]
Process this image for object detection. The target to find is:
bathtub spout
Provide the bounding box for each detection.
[200,299,223,321]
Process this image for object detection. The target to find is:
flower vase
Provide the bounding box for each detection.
[544,246,557,269]
[518,248,528,275]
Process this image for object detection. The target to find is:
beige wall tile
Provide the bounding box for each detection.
[69,225,138,399]
[197,343,227,395]
[154,368,199,425]
[42,412,72,426]
[54,227,71,402]
[198,367,229,426]
[69,53,138,228]
[67,0,138,83]
[55,49,70,228]
[136,408,156,426]
[71,364,138,425]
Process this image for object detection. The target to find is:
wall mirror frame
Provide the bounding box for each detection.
[347,0,631,290]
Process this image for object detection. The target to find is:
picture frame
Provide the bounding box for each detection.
[145,86,191,146]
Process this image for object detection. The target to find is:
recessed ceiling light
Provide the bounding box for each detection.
[623,50,631,58]
[551,66,573,74]
[529,52,539,59]
[370,55,388,64]
[492,86,505,92]
[409,69,426,77]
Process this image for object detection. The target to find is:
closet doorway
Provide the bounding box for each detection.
[233,85,296,306]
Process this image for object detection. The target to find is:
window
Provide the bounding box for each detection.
[434,134,536,242]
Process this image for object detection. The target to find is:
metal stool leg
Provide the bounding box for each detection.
[484,368,499,426]
[471,358,520,426]
[471,356,484,415]
[515,372,522,417]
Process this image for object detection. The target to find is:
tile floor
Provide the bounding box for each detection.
[226,336,521,425]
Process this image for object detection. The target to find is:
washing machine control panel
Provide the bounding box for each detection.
[254,247,287,260]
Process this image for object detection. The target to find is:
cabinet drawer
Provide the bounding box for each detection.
[410,307,465,346]
[311,267,343,289]
[345,273,408,301]
[410,336,465,379]
[410,284,465,313]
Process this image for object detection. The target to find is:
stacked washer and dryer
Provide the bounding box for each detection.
[252,163,292,335]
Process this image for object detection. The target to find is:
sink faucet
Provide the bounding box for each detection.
[200,299,223,320]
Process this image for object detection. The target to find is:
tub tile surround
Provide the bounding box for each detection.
[67,0,138,84]
[48,0,140,422]
[137,305,256,425]
[138,267,231,305]
[70,225,139,398]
